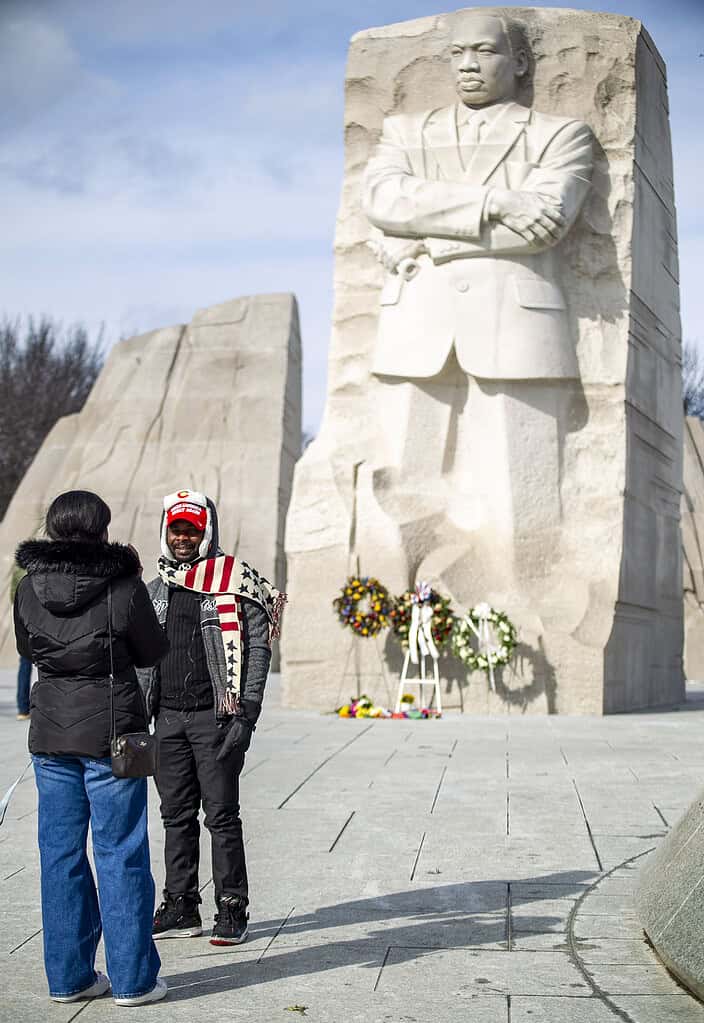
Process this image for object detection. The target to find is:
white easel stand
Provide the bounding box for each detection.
[395,650,442,715]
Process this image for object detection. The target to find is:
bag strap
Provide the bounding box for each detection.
[107,584,116,745]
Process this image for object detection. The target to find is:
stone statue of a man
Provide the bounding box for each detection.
[360,11,595,582]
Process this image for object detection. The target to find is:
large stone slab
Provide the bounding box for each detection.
[0,293,301,663]
[637,789,704,1001]
[283,7,683,714]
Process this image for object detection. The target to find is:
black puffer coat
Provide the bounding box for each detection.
[14,539,169,758]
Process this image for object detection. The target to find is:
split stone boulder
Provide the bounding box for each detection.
[0,293,301,665]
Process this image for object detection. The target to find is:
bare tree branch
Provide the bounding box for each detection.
[0,316,104,518]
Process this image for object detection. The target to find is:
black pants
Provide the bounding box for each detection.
[154,707,247,903]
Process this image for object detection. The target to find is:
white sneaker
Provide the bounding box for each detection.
[51,971,110,1003]
[114,977,168,1006]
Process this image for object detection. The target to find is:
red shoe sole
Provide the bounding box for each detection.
[209,931,248,947]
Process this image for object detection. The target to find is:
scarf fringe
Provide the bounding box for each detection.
[221,689,240,715]
[270,591,288,640]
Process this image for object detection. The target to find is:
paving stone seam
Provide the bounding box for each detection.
[241,757,271,779]
[652,805,670,828]
[8,927,42,955]
[373,946,392,991]
[277,724,375,809]
[66,999,92,1023]
[328,811,355,852]
[567,848,658,1022]
[572,778,604,871]
[256,906,296,964]
[409,831,426,881]
[429,767,447,814]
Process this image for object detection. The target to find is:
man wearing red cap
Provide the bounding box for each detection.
[139,490,285,946]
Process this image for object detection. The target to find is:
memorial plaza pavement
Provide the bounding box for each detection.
[2,668,704,1023]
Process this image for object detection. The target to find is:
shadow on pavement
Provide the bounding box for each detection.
[163,870,598,1000]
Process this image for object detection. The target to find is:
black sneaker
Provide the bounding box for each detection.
[210,895,249,946]
[153,892,203,939]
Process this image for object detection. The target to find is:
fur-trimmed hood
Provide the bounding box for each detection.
[15,539,140,614]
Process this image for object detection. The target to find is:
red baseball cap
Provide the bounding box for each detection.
[164,490,208,532]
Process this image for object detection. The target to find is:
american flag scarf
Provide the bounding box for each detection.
[157,554,287,714]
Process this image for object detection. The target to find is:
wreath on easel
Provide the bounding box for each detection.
[389,587,455,651]
[332,576,392,637]
[451,603,518,676]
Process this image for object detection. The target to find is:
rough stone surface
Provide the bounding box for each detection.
[683,417,704,678]
[0,293,301,664]
[283,7,683,714]
[637,786,704,1003]
[3,672,704,1021]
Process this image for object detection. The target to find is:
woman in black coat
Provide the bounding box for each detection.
[13,491,170,1007]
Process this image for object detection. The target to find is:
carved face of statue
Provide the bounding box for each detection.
[450,14,527,108]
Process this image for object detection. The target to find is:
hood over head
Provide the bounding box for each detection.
[160,490,220,562]
[15,539,140,614]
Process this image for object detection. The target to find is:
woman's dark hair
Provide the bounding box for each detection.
[46,490,111,542]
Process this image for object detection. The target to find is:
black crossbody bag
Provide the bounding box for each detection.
[107,585,157,779]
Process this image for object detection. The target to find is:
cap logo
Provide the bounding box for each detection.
[177,490,190,498]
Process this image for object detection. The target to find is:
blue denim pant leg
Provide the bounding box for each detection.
[84,760,161,999]
[16,656,31,715]
[33,755,103,998]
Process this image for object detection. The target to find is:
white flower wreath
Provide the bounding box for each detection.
[451,602,518,682]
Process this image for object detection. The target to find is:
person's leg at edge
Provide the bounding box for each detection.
[154,708,203,898]
[188,710,248,906]
[85,758,161,999]
[32,755,102,998]
[16,656,31,716]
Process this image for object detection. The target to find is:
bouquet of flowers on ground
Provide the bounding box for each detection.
[391,693,441,719]
[336,695,392,718]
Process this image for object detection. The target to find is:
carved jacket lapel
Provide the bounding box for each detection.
[421,105,466,180]
[463,101,531,184]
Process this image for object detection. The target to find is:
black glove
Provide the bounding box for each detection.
[216,715,255,762]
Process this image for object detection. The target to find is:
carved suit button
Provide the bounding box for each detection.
[455,280,469,293]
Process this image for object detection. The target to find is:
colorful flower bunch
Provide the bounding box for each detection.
[332,576,393,637]
[337,695,391,718]
[389,587,456,650]
[451,604,518,673]
[336,695,440,719]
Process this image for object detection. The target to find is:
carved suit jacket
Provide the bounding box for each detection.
[362,101,594,380]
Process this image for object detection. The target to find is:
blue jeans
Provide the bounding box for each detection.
[32,755,161,999]
[16,656,31,715]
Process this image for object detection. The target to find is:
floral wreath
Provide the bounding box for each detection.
[333,576,392,637]
[451,602,518,675]
[389,584,455,650]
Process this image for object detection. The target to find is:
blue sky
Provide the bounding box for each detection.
[0,0,702,434]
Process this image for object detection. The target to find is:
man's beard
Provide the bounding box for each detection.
[169,545,199,563]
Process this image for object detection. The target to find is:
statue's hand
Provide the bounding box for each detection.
[487,189,565,244]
